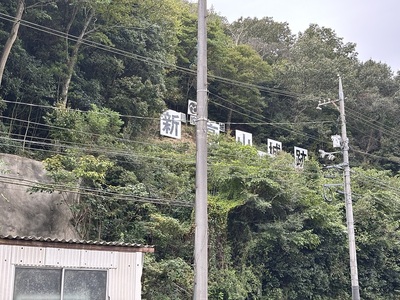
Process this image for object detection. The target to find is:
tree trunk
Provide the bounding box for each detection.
[226,107,233,132]
[59,8,94,108]
[0,0,25,87]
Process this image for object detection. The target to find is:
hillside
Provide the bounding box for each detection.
[0,0,400,299]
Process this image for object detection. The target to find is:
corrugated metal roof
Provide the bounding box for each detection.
[0,235,155,253]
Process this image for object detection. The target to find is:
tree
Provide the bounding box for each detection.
[277,24,359,96]
[0,0,24,87]
[351,168,400,299]
[206,15,273,131]
[229,17,295,65]
[49,0,170,108]
[164,2,198,111]
[346,60,400,170]
[258,24,361,155]
[0,0,56,87]
[207,134,351,298]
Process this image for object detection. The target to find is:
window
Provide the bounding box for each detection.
[13,268,107,300]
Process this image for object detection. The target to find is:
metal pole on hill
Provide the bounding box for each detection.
[338,76,360,300]
[194,0,208,299]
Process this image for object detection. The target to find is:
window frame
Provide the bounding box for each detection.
[13,266,108,300]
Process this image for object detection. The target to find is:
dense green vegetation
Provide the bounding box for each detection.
[1,0,400,299]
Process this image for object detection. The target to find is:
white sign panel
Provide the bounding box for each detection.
[187,100,197,116]
[331,134,342,148]
[160,109,181,139]
[189,116,220,135]
[294,146,308,169]
[236,130,252,146]
[219,122,226,133]
[258,150,267,157]
[189,115,197,125]
[180,112,187,123]
[207,121,220,135]
[267,138,282,156]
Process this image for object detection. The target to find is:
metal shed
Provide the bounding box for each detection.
[0,235,154,300]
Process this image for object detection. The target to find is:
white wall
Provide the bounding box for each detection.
[0,244,144,300]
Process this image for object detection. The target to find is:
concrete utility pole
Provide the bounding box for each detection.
[194,0,208,299]
[338,76,360,300]
[317,76,360,299]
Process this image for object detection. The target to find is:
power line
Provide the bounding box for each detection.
[1,11,399,168]
[0,99,159,121]
[1,98,336,147]
[0,174,193,207]
[2,12,397,144]
[0,11,309,99]
[0,134,197,166]
[1,10,398,134]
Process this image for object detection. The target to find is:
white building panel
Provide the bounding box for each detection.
[0,245,14,300]
[0,236,151,300]
[11,246,45,266]
[80,249,118,269]
[108,252,143,300]
[44,248,81,267]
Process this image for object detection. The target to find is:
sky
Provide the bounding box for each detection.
[207,0,400,73]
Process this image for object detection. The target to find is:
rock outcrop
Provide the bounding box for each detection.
[0,153,79,239]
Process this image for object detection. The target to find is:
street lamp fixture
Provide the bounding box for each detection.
[318,149,340,160]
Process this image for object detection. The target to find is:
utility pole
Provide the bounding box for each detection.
[338,76,360,300]
[194,0,208,299]
[317,76,360,299]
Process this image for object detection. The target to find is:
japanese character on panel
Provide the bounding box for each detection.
[235,130,252,146]
[267,138,282,156]
[294,146,308,169]
[207,121,220,135]
[160,109,181,139]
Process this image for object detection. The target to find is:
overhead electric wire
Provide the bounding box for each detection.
[1,10,397,134]
[1,11,391,141]
[4,101,389,167]
[0,13,195,76]
[208,73,301,98]
[208,94,333,144]
[2,145,397,210]
[0,99,160,121]
[350,170,400,194]
[0,114,185,150]
[1,98,334,136]
[0,10,399,224]
[0,12,308,99]
[0,174,193,207]
[1,98,338,150]
[208,91,267,120]
[346,104,399,133]
[351,149,400,165]
[0,12,399,167]
[346,108,400,139]
[0,134,197,166]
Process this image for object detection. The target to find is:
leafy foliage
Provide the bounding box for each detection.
[0,1,400,298]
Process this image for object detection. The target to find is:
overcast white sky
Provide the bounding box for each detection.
[207,0,400,73]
